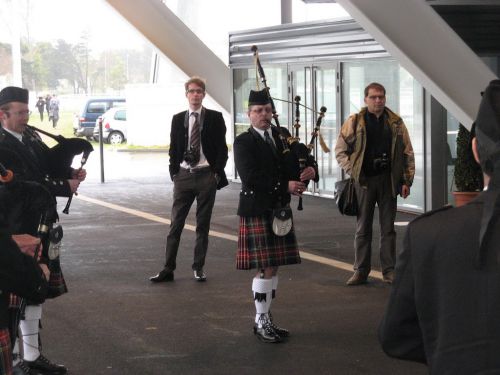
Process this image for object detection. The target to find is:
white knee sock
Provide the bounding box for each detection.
[252,277,273,326]
[20,305,42,361]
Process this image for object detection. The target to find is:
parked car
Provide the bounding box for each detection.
[74,97,125,139]
[93,107,127,144]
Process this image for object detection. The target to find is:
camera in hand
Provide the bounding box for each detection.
[183,148,200,165]
[373,153,390,173]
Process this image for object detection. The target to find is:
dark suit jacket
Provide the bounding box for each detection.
[234,126,318,217]
[379,193,500,374]
[168,107,228,189]
[0,230,48,329]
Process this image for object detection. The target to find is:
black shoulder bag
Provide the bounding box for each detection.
[334,114,359,216]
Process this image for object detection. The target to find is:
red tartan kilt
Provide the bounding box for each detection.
[237,214,301,270]
[0,328,12,375]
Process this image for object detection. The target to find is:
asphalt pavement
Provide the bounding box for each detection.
[37,150,427,375]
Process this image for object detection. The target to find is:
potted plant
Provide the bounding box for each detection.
[452,124,483,206]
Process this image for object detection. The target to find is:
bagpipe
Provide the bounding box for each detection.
[251,45,329,210]
[25,124,94,214]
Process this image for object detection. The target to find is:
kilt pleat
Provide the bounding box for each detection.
[0,328,12,375]
[237,214,301,270]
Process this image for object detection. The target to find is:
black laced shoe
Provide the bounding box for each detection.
[253,314,282,343]
[24,354,67,375]
[12,360,41,375]
[268,311,290,337]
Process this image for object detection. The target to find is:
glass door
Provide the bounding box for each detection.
[289,63,338,195]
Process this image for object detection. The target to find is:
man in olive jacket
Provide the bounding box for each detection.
[335,82,415,286]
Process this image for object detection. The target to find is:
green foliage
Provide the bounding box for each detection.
[454,124,483,192]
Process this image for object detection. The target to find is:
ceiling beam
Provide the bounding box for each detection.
[105,0,230,113]
[336,0,498,128]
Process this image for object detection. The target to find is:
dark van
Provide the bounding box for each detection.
[74,97,125,138]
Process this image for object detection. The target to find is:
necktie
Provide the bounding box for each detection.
[190,112,201,166]
[264,129,277,157]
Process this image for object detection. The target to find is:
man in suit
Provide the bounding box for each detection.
[379,79,500,374]
[150,77,228,283]
[0,86,86,375]
[233,89,318,343]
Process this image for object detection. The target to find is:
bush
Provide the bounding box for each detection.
[454,124,483,192]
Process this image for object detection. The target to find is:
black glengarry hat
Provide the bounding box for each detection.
[0,86,29,107]
[248,89,271,106]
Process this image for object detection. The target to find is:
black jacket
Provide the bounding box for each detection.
[379,193,500,374]
[234,126,318,217]
[0,231,48,329]
[168,108,228,190]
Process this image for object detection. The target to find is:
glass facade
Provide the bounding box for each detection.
[233,66,289,138]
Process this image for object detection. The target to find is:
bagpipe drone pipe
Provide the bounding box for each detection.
[251,45,328,210]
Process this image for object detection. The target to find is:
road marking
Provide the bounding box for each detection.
[77,194,383,280]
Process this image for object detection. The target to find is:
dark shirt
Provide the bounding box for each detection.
[362,110,392,177]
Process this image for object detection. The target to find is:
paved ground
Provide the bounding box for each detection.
[37,150,427,375]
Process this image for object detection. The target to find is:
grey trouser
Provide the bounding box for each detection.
[354,173,396,276]
[164,167,217,271]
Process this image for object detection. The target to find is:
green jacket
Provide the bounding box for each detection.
[335,107,415,197]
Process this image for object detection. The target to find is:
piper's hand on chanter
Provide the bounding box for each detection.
[12,234,42,258]
[71,168,87,181]
[300,166,316,182]
[288,180,306,196]
[67,179,81,194]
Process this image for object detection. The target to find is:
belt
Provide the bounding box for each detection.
[180,166,212,174]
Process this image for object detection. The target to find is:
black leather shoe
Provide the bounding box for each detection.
[25,355,67,374]
[12,361,41,375]
[253,315,282,343]
[150,269,174,282]
[193,269,206,282]
[383,271,394,284]
[346,271,368,286]
[268,311,290,337]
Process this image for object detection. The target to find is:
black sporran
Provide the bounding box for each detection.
[334,178,358,216]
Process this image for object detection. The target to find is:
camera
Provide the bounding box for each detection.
[183,149,200,164]
[373,153,389,173]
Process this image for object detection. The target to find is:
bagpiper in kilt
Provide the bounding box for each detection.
[234,89,318,344]
[1,86,85,374]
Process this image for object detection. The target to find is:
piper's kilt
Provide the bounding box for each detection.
[237,214,301,270]
[0,328,12,375]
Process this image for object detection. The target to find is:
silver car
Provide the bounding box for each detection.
[93,107,127,144]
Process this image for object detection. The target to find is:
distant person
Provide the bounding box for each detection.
[335,82,415,286]
[44,94,51,119]
[150,76,228,283]
[35,96,45,122]
[49,95,59,128]
[379,80,500,374]
[233,89,318,343]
